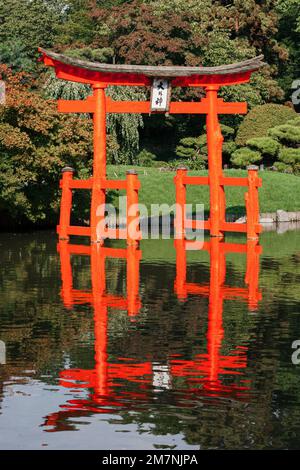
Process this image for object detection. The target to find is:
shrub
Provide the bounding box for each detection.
[286,117,300,127]
[175,136,207,169]
[176,124,236,164]
[235,104,296,146]
[222,141,237,156]
[152,160,170,168]
[136,149,157,167]
[268,124,300,146]
[230,147,262,167]
[202,124,235,139]
[0,65,96,225]
[246,137,280,157]
[273,161,293,173]
[168,155,207,171]
[274,147,300,174]
[176,136,206,159]
[278,147,300,164]
[185,155,207,170]
[219,124,235,138]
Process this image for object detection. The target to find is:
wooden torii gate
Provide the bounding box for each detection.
[39,49,265,243]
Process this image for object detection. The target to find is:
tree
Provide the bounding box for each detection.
[275,147,300,173]
[42,47,146,165]
[175,136,207,169]
[269,118,300,173]
[0,65,97,225]
[246,137,280,157]
[232,115,300,171]
[0,0,62,73]
[275,0,300,99]
[53,0,99,47]
[87,0,288,147]
[268,123,300,145]
[106,86,146,164]
[176,124,236,168]
[235,103,296,145]
[230,147,262,167]
[90,1,194,66]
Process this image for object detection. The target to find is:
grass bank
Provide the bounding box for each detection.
[107,166,300,216]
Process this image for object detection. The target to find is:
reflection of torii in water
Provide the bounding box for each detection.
[44,238,261,431]
[172,237,262,398]
[58,241,141,316]
[45,242,150,431]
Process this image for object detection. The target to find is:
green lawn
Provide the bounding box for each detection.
[106,166,300,217]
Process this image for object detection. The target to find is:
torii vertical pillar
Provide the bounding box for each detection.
[206,85,225,237]
[91,84,107,244]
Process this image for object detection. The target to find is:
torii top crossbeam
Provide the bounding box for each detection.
[39,48,265,87]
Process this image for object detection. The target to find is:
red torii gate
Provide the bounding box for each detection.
[39,49,265,243]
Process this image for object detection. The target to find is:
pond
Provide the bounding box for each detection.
[0,229,299,450]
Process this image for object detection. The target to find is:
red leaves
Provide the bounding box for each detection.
[91,1,194,66]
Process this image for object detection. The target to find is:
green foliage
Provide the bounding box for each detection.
[185,157,207,170]
[176,124,236,159]
[43,70,146,165]
[276,0,300,32]
[176,137,204,159]
[286,117,300,127]
[136,149,157,167]
[222,142,237,156]
[268,124,300,146]
[273,161,291,173]
[106,86,146,164]
[43,70,90,101]
[175,136,207,169]
[53,0,96,46]
[236,104,297,145]
[268,118,300,173]
[65,46,114,64]
[278,147,300,164]
[0,0,61,73]
[233,109,300,171]
[220,125,237,159]
[274,147,300,174]
[219,125,235,139]
[276,0,300,98]
[246,137,280,157]
[232,105,300,171]
[176,123,237,169]
[230,147,262,167]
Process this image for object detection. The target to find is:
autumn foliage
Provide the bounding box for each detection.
[0,65,93,225]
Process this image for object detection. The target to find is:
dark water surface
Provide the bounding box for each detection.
[0,230,299,450]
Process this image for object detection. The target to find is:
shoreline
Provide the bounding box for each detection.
[1,210,300,235]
